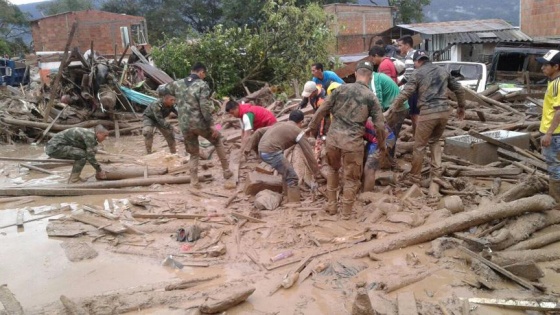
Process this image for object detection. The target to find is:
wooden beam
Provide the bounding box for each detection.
[131,213,209,219]
[43,22,78,122]
[0,188,151,197]
[458,247,541,292]
[71,210,127,234]
[0,285,24,315]
[468,297,560,311]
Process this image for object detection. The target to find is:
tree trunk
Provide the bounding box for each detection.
[352,195,555,257]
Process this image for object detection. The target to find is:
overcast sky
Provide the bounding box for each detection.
[10,0,47,4]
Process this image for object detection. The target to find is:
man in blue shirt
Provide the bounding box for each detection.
[311,63,344,90]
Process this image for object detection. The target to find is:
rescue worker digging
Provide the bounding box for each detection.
[253,110,322,203]
[45,125,109,183]
[167,62,233,189]
[142,85,178,154]
[307,61,387,219]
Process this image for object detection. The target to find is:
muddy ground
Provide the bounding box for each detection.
[1,132,560,315]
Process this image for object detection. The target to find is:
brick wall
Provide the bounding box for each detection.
[31,10,146,56]
[520,0,560,37]
[324,4,394,55]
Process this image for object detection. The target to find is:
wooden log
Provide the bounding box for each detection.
[132,213,209,219]
[199,286,256,314]
[0,284,24,315]
[397,292,419,315]
[164,275,220,291]
[500,175,548,202]
[480,85,500,96]
[59,295,88,315]
[0,157,72,163]
[507,230,560,251]
[468,297,560,311]
[351,195,555,257]
[491,248,560,266]
[20,163,55,175]
[224,189,240,208]
[459,168,521,177]
[231,212,266,223]
[458,247,541,292]
[0,196,36,204]
[0,188,151,197]
[101,166,168,180]
[386,267,442,293]
[63,174,212,189]
[463,87,522,115]
[244,172,283,195]
[83,205,119,220]
[44,22,77,122]
[0,117,121,133]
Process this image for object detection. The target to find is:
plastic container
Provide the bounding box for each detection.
[270,250,293,262]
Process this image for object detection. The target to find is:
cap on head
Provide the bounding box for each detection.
[302,81,318,98]
[413,50,430,62]
[537,50,560,65]
[157,84,171,97]
[355,60,374,72]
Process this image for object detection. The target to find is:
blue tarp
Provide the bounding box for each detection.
[119,86,157,107]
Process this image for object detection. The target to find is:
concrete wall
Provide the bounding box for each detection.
[31,10,146,55]
[324,4,394,55]
[520,0,560,37]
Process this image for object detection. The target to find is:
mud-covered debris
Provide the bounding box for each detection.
[60,241,98,262]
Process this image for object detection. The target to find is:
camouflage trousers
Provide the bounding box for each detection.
[142,120,176,154]
[45,144,89,174]
[183,127,229,177]
[325,142,364,211]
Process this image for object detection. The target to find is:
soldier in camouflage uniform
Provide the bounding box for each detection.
[143,85,178,154]
[45,125,109,183]
[166,62,232,189]
[388,50,465,189]
[307,60,387,220]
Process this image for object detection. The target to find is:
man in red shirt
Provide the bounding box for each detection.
[369,46,399,84]
[226,100,277,156]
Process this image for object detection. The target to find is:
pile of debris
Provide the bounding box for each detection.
[0,22,174,144]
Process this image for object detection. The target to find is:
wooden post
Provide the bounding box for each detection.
[43,22,78,122]
[36,107,67,144]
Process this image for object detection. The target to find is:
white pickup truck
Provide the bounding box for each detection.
[433,61,488,93]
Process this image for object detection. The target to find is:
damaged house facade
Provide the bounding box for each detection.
[378,19,532,63]
[30,10,148,56]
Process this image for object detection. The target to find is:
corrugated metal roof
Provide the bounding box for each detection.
[398,19,516,35]
[444,29,532,44]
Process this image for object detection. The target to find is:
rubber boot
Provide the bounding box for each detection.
[214,142,232,179]
[549,179,560,203]
[145,137,153,154]
[341,200,353,220]
[324,172,339,215]
[68,172,86,184]
[287,186,301,203]
[190,155,201,189]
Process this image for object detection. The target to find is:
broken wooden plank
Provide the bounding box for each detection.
[36,106,67,144]
[458,246,541,292]
[397,292,418,315]
[199,286,256,314]
[83,205,119,220]
[0,157,72,164]
[20,163,55,175]
[131,213,208,220]
[386,267,443,293]
[71,210,127,234]
[508,230,560,251]
[231,212,266,224]
[164,275,220,291]
[468,130,544,162]
[459,168,522,177]
[16,210,24,228]
[0,285,24,315]
[497,148,547,171]
[64,174,211,189]
[468,297,560,311]
[59,294,88,315]
[0,213,60,230]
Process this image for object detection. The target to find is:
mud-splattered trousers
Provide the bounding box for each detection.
[260,151,298,187]
[543,134,560,180]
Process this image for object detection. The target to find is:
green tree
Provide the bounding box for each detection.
[152,0,335,97]
[387,0,431,24]
[38,0,94,16]
[0,0,29,55]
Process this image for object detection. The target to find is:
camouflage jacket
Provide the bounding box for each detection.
[46,127,101,172]
[392,61,466,116]
[167,74,213,132]
[143,100,177,129]
[308,81,386,151]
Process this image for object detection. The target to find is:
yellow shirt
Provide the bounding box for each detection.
[540,77,560,134]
